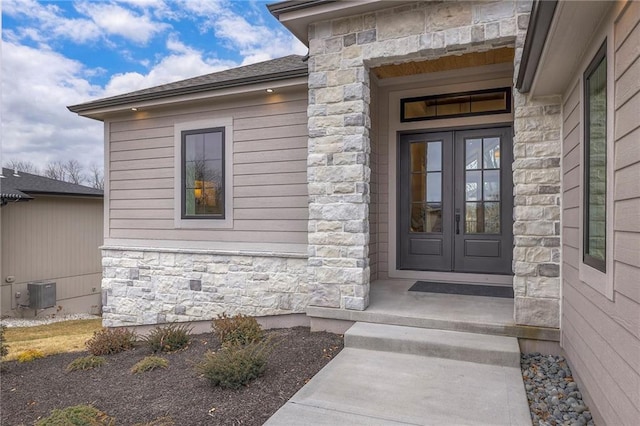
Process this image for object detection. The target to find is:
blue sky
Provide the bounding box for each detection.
[1,0,306,172]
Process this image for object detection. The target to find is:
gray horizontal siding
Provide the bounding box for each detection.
[561,3,640,424]
[107,89,309,248]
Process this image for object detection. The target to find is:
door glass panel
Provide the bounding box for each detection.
[426,142,442,171]
[410,204,425,233]
[465,202,481,233]
[426,173,442,202]
[426,204,443,232]
[410,143,425,172]
[483,137,500,169]
[411,174,425,202]
[484,170,500,201]
[484,202,501,234]
[465,139,482,169]
[465,171,481,201]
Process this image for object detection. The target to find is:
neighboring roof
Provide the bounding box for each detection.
[68,54,308,114]
[0,168,103,202]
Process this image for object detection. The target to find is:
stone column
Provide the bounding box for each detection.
[512,0,562,328]
[306,18,373,311]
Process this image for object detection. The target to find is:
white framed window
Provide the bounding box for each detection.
[174,118,233,229]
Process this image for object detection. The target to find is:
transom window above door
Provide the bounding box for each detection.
[401,87,511,122]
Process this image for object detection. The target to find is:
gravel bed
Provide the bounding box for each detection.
[0,313,100,328]
[522,353,595,426]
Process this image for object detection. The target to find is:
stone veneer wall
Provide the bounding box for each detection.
[101,248,308,327]
[512,93,562,328]
[306,1,562,327]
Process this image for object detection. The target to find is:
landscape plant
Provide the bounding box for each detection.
[196,340,271,389]
[86,328,136,355]
[66,355,106,372]
[212,313,264,347]
[142,323,191,353]
[131,356,169,374]
[35,404,114,426]
[0,325,8,358]
[17,349,45,363]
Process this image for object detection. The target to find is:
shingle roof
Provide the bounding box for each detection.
[68,54,308,114]
[0,168,103,201]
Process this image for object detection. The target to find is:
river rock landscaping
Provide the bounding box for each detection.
[522,353,595,426]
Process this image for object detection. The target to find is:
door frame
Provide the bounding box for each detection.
[391,123,515,284]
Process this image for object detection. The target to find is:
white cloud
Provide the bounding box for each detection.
[1,42,104,170]
[104,36,236,96]
[74,1,169,45]
[3,0,102,44]
[1,0,307,173]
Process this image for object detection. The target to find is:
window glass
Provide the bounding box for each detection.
[401,88,510,122]
[583,43,607,272]
[182,128,225,218]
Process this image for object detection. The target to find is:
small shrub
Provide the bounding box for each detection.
[86,328,136,355]
[17,349,45,363]
[36,404,114,426]
[131,356,169,374]
[143,323,191,353]
[212,313,264,347]
[0,325,8,358]
[67,355,106,372]
[196,340,272,389]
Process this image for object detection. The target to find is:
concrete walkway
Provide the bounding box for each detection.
[265,323,532,426]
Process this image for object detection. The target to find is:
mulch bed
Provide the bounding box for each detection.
[1,327,343,425]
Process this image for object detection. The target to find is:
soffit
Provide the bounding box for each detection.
[529,0,612,97]
[372,48,515,80]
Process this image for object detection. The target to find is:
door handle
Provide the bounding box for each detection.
[455,210,461,235]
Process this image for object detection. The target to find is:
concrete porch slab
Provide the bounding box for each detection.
[308,279,559,341]
[265,347,532,426]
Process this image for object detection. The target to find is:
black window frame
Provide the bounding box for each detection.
[582,41,607,273]
[400,87,512,123]
[181,127,226,220]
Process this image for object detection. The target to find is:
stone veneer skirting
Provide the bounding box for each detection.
[101,247,308,327]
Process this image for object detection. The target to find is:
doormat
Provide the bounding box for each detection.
[408,281,514,298]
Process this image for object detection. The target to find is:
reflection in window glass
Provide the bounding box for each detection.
[426,173,442,202]
[483,137,501,169]
[410,143,425,172]
[466,139,482,170]
[401,88,510,122]
[465,171,481,201]
[410,204,425,233]
[183,128,224,218]
[484,202,501,234]
[466,202,480,233]
[426,204,443,232]
[584,43,607,272]
[411,174,425,203]
[484,170,500,201]
[426,142,442,172]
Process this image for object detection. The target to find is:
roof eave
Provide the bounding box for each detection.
[267,0,336,17]
[23,191,104,198]
[515,0,558,93]
[68,68,308,115]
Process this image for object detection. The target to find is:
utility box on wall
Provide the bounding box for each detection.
[28,281,56,310]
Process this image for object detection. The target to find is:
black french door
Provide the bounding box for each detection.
[398,127,513,274]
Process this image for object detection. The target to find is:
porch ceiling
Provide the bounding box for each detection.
[371,47,515,80]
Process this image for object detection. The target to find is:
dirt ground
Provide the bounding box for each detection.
[0,327,343,425]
